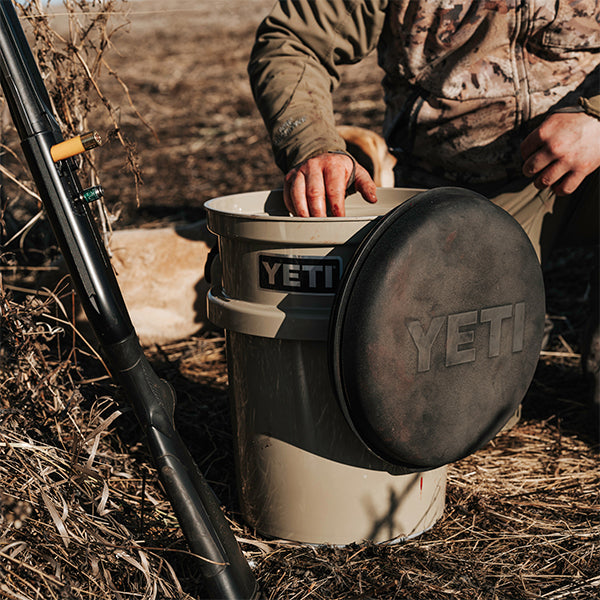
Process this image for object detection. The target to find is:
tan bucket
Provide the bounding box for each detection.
[205,189,447,545]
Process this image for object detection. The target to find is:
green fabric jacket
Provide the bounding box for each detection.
[248,0,600,188]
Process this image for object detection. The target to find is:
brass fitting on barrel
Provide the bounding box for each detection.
[50,130,102,162]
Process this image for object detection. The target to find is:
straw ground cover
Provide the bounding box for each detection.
[1,1,599,598]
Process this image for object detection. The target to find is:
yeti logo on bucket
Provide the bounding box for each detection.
[259,254,341,293]
[407,302,526,372]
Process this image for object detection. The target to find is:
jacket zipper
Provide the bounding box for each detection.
[512,0,532,129]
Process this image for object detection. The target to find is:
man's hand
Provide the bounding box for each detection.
[283,153,378,217]
[521,111,600,195]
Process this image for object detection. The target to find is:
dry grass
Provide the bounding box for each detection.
[0,286,187,599]
[2,272,597,599]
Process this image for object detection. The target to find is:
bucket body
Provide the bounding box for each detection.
[206,189,447,545]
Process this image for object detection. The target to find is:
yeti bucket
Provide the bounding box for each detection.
[205,187,545,545]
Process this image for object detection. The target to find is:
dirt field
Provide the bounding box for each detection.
[1,1,599,599]
[88,0,384,225]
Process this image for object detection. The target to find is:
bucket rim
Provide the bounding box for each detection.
[204,188,425,222]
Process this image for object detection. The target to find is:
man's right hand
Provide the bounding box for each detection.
[283,153,378,217]
[521,110,600,195]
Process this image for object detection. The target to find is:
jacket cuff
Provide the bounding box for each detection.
[275,120,347,173]
[579,95,600,120]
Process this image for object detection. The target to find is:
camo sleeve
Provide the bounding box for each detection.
[248,0,388,173]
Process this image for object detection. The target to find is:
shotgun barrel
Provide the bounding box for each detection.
[0,2,261,598]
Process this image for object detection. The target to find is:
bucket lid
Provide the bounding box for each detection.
[329,187,545,470]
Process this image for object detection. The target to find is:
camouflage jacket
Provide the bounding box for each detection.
[249,0,600,188]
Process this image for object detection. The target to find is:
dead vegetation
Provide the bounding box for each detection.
[1,1,598,599]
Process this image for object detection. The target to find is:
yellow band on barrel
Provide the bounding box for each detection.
[50,136,86,162]
[50,131,102,162]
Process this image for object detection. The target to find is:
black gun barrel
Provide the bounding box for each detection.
[0,2,261,598]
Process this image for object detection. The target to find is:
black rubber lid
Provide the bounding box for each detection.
[329,188,545,469]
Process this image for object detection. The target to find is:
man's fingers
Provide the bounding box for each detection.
[520,129,543,164]
[531,159,567,190]
[551,171,587,196]
[286,170,309,217]
[522,149,553,178]
[283,173,295,214]
[354,164,378,204]
[283,153,379,217]
[284,153,352,216]
[304,162,328,217]
[522,112,600,191]
[323,157,353,216]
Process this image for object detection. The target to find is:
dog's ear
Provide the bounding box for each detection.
[337,125,397,187]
